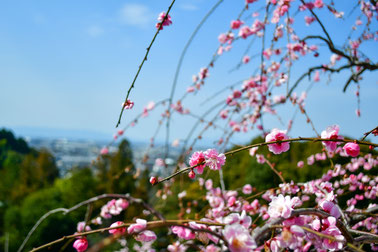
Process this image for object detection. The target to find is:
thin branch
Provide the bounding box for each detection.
[343,67,366,92]
[18,194,164,252]
[165,0,224,160]
[287,63,352,97]
[300,0,334,46]
[361,126,377,141]
[156,136,377,184]
[31,220,225,252]
[265,158,285,184]
[115,0,176,127]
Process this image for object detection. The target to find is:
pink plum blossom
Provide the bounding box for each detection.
[73,237,88,252]
[109,221,126,235]
[343,143,360,157]
[231,20,244,29]
[122,99,134,109]
[135,230,157,242]
[171,226,195,240]
[265,129,290,154]
[268,194,299,219]
[156,12,172,30]
[321,125,343,152]
[305,16,315,25]
[223,224,256,251]
[127,219,147,234]
[220,110,228,119]
[249,147,258,156]
[321,217,345,250]
[223,211,252,229]
[189,151,206,174]
[168,242,187,252]
[297,161,304,168]
[314,0,324,8]
[238,26,252,39]
[256,154,265,164]
[77,221,91,232]
[319,200,341,218]
[204,149,226,170]
[242,184,253,194]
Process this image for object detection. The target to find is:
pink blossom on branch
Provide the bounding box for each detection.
[204,149,226,170]
[223,224,256,251]
[135,230,157,242]
[122,99,134,110]
[265,128,290,154]
[156,12,172,30]
[189,151,206,174]
[321,125,343,152]
[171,225,195,240]
[127,219,147,234]
[268,194,300,219]
[242,184,253,194]
[319,200,341,218]
[230,20,244,29]
[109,221,126,236]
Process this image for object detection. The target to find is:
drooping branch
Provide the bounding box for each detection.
[18,194,164,252]
[116,0,176,127]
[30,220,225,252]
[155,136,377,184]
[164,0,225,160]
[287,63,353,97]
[287,33,378,95]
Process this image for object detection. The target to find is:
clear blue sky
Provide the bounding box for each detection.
[0,0,376,144]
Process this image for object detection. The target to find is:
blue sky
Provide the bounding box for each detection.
[0,0,376,145]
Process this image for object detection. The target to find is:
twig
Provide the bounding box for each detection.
[164,0,225,160]
[116,0,176,127]
[343,68,366,92]
[265,158,285,184]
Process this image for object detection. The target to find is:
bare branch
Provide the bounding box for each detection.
[116,0,176,127]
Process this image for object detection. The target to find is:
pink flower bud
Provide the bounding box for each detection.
[150,176,157,185]
[188,170,196,179]
[73,237,88,252]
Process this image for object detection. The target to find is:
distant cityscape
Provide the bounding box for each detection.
[27,137,183,177]
[3,126,211,177]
